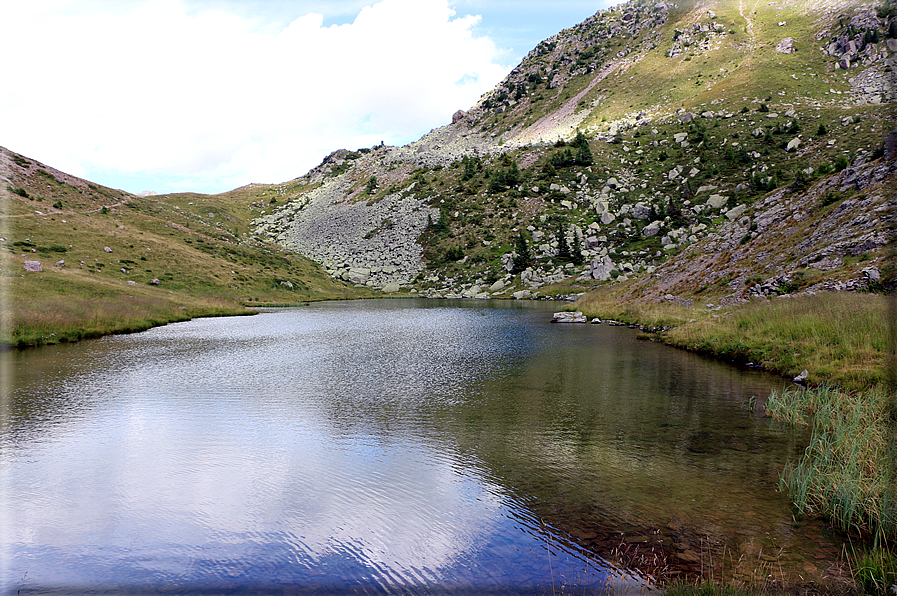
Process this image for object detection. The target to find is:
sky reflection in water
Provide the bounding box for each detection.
[2,299,806,594]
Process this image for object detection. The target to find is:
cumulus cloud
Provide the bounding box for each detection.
[0,0,512,193]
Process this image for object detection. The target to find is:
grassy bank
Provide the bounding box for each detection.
[1,167,373,348]
[576,289,891,391]
[0,271,252,347]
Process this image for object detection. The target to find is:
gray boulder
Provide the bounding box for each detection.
[775,38,796,53]
[706,194,728,209]
[725,204,747,220]
[345,268,371,285]
[461,285,481,298]
[884,128,897,161]
[551,311,587,323]
[862,267,881,282]
[590,255,615,280]
[632,202,652,220]
[642,220,663,237]
[23,260,42,272]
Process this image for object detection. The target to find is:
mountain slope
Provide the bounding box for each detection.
[251,0,895,303]
[3,0,894,347]
[0,148,369,346]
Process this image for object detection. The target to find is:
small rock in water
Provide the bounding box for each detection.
[793,369,808,383]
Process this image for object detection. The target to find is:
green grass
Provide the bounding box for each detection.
[0,268,253,347]
[660,292,890,390]
[766,385,897,543]
[854,545,897,595]
[664,581,760,596]
[1,148,371,347]
[765,384,897,595]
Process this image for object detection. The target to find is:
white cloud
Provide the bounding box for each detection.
[0,0,512,192]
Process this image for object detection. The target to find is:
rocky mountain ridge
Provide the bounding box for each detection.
[249,0,895,304]
[4,0,894,315]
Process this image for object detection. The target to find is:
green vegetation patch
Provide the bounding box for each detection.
[766,384,897,543]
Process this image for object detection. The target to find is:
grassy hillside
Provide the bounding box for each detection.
[0,148,370,347]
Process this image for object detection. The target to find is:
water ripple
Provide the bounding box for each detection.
[3,300,823,593]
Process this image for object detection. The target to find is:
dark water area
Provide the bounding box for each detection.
[0,299,847,595]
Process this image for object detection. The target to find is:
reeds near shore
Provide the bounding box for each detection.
[765,385,897,543]
[577,287,896,592]
[765,384,897,594]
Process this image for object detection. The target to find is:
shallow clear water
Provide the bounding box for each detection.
[0,299,842,595]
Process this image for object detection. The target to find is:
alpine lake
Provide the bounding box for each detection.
[1,299,848,595]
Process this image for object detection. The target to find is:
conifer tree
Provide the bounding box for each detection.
[512,233,532,274]
[572,130,593,166]
[556,222,571,261]
[571,230,584,265]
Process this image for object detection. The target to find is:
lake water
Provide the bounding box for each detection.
[0,299,845,595]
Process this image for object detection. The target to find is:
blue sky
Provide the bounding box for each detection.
[1,0,613,195]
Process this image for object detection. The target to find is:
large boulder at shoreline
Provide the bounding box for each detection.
[552,311,587,323]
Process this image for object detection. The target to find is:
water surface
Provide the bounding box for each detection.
[1,299,843,594]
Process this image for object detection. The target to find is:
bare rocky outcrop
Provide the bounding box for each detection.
[775,37,797,53]
[252,175,438,289]
[624,158,896,303]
